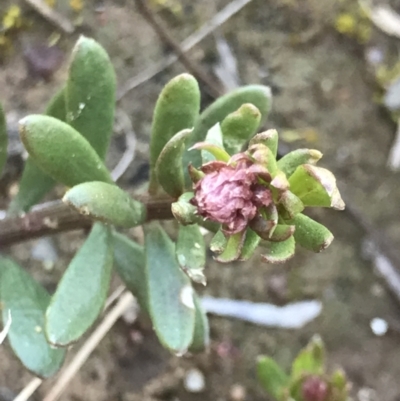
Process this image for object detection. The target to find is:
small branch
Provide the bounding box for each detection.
[0,195,173,249]
[135,0,223,99]
[23,0,75,34]
[117,0,253,100]
[13,377,43,401]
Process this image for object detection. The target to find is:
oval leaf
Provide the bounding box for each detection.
[288,213,334,252]
[66,36,116,159]
[221,103,261,154]
[291,335,325,379]
[0,102,7,176]
[277,148,322,177]
[155,128,192,198]
[257,356,289,399]
[113,232,148,313]
[201,122,225,163]
[149,74,200,193]
[214,231,246,263]
[183,85,272,174]
[145,222,195,354]
[0,257,66,377]
[288,164,345,210]
[261,236,295,264]
[249,129,279,157]
[176,224,206,285]
[239,229,261,261]
[8,88,65,213]
[189,294,210,353]
[19,115,113,187]
[63,181,146,228]
[46,223,113,346]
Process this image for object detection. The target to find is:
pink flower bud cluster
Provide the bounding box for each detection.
[191,158,272,234]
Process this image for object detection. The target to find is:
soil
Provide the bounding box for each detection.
[1,0,400,400]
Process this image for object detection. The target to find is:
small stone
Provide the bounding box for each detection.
[183,368,205,393]
[230,384,246,401]
[370,318,388,336]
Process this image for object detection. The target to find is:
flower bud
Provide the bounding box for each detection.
[302,376,328,401]
[190,159,272,234]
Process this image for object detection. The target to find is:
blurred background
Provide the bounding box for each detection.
[1,0,400,400]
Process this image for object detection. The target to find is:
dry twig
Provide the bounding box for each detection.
[135,0,223,98]
[117,0,253,100]
[23,0,75,34]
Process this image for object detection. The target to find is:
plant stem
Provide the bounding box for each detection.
[0,195,174,249]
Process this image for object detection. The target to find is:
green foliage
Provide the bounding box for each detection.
[189,294,210,353]
[277,148,322,177]
[145,222,195,354]
[288,213,334,252]
[221,103,261,154]
[183,85,272,175]
[257,356,289,400]
[176,223,206,285]
[113,232,148,313]
[155,128,192,198]
[149,73,200,193]
[45,223,113,346]
[0,102,7,177]
[63,181,146,228]
[1,36,347,379]
[8,89,65,213]
[257,337,349,401]
[66,36,116,160]
[0,258,66,377]
[19,115,113,187]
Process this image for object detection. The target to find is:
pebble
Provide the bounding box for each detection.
[183,368,205,393]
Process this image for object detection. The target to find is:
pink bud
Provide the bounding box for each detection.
[191,160,272,234]
[302,376,328,401]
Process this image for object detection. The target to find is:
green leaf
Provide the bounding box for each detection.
[46,223,113,346]
[8,88,65,213]
[171,192,198,225]
[248,143,278,176]
[19,115,113,187]
[261,236,295,264]
[176,224,206,285]
[66,36,116,160]
[291,336,325,379]
[210,229,227,254]
[268,224,295,242]
[239,229,261,261]
[201,122,225,163]
[278,190,304,219]
[184,85,272,174]
[277,148,322,178]
[189,294,210,353]
[221,103,261,154]
[249,129,279,158]
[145,222,195,354]
[0,102,7,176]
[113,232,148,313]
[287,213,333,252]
[156,128,192,198]
[214,231,245,263]
[149,74,200,193]
[190,141,230,163]
[257,356,289,400]
[63,181,146,228]
[288,164,345,210]
[0,257,66,377]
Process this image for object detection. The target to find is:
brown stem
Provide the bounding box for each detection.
[0,196,174,249]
